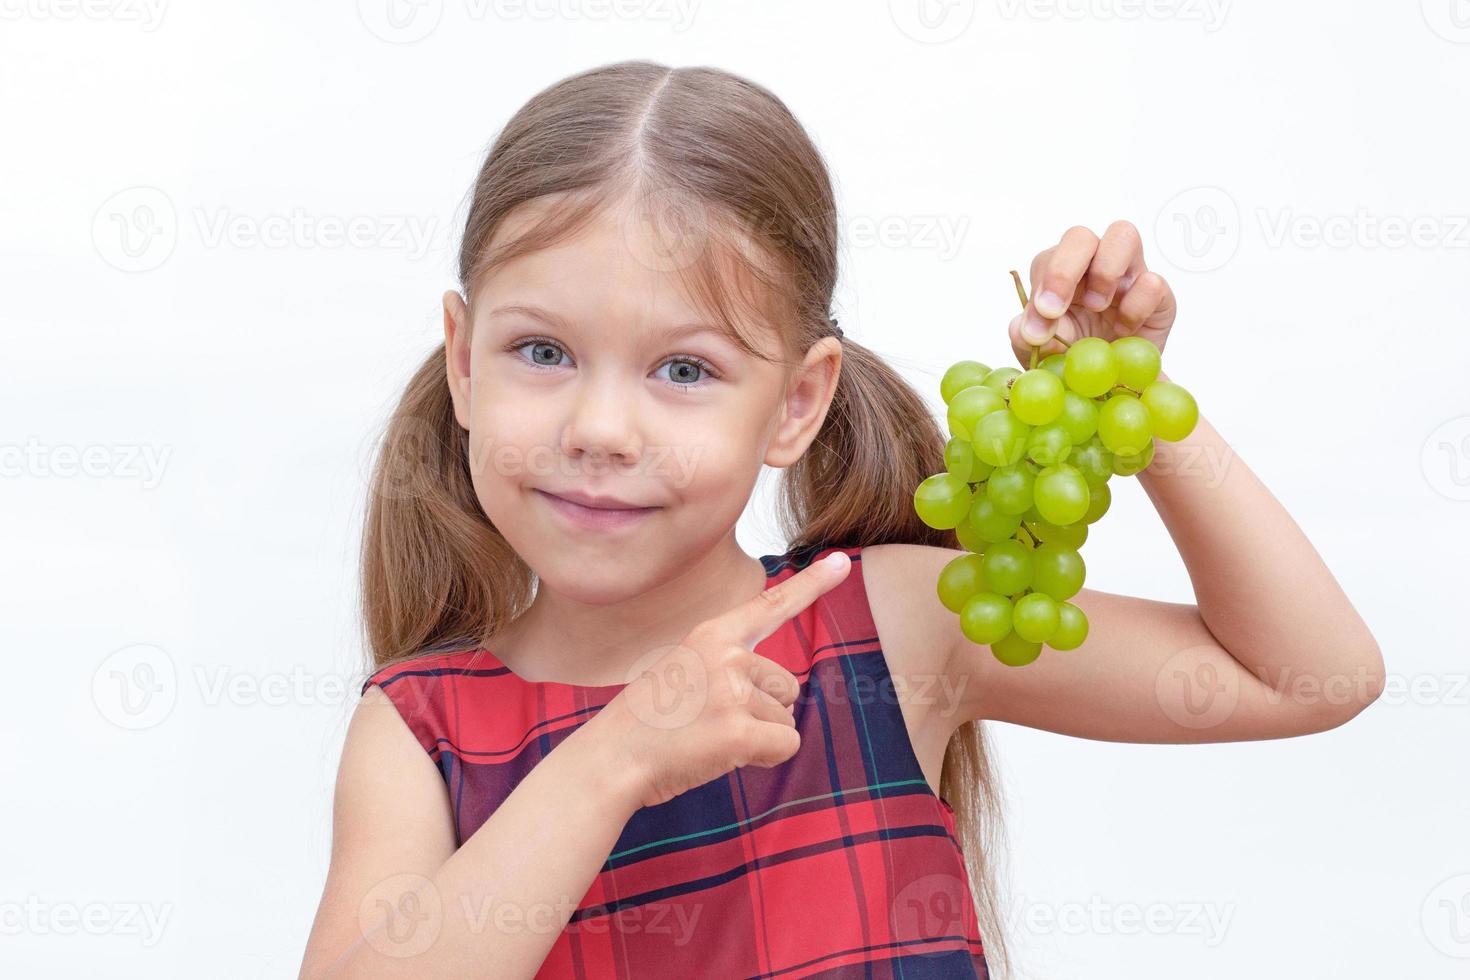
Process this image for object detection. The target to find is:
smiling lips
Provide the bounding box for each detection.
[535,489,661,532]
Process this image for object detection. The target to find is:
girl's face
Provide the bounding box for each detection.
[442,194,841,604]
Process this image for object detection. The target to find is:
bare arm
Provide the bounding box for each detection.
[930,402,1384,742]
[298,685,643,980]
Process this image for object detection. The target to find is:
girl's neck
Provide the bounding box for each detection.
[486,535,770,687]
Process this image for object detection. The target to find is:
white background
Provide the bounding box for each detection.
[3,2,1467,978]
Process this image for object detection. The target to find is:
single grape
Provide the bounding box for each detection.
[991,631,1042,667]
[1082,480,1111,524]
[941,360,992,404]
[960,593,1012,645]
[981,366,1023,394]
[1026,423,1072,467]
[1111,439,1155,476]
[937,553,988,613]
[1111,336,1161,391]
[1069,436,1114,487]
[1141,381,1199,442]
[972,409,1032,467]
[968,495,1024,543]
[1025,519,1088,549]
[954,515,989,554]
[1063,336,1119,398]
[1012,592,1060,643]
[987,464,1036,515]
[1097,393,1152,456]
[980,538,1034,596]
[1049,602,1089,650]
[1031,542,1085,600]
[1057,391,1100,445]
[1033,464,1091,526]
[1009,369,1066,425]
[914,473,973,529]
[947,385,1007,441]
[944,437,993,484]
[1039,352,1067,380]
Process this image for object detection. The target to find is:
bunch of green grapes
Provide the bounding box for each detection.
[912,288,1199,667]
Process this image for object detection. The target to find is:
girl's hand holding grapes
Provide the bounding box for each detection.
[1007,221,1179,367]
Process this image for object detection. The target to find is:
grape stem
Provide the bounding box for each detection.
[1010,269,1041,372]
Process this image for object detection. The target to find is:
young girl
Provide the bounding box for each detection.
[300,61,1383,980]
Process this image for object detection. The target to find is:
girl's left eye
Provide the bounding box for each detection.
[509,338,718,389]
[654,357,716,388]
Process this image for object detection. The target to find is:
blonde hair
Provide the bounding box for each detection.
[360,60,1010,976]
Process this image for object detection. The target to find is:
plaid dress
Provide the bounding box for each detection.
[363,543,990,978]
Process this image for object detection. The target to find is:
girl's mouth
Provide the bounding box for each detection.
[534,490,661,532]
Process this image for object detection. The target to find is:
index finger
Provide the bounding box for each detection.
[716,550,852,651]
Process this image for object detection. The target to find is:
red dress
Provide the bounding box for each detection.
[364,542,990,978]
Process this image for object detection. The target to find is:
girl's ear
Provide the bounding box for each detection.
[764,337,842,469]
[443,289,472,430]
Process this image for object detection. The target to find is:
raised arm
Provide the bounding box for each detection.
[882,222,1383,744]
[925,405,1382,743]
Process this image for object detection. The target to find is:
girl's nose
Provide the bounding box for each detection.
[558,376,644,468]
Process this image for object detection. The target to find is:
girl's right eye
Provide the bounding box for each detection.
[508,337,570,370]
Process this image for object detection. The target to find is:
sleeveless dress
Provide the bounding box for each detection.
[362,542,990,979]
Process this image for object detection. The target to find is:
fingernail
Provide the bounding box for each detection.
[1035,290,1066,317]
[1022,313,1050,345]
[823,551,849,569]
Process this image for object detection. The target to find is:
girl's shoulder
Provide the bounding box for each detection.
[764,541,954,697]
[856,542,964,703]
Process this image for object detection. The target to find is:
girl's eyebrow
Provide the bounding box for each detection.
[489,303,726,343]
